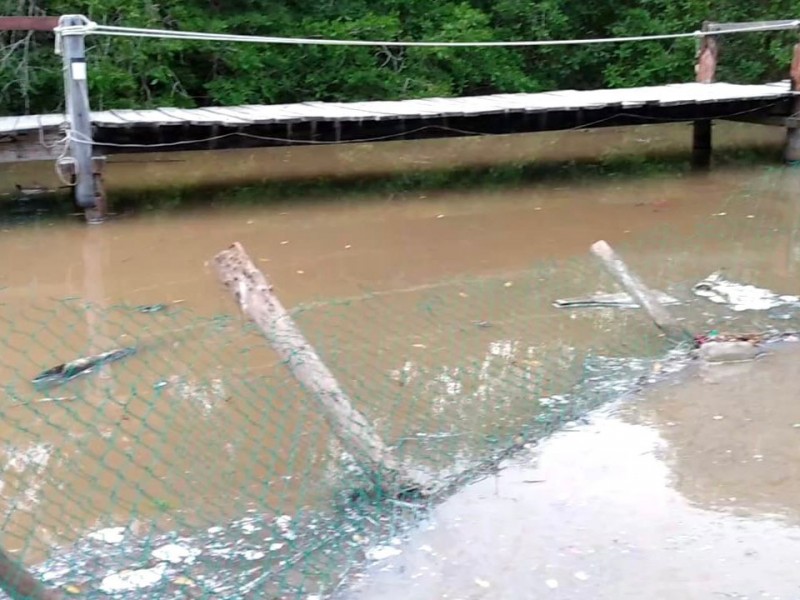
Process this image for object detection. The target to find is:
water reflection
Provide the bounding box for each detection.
[625,344,800,524]
[341,387,800,599]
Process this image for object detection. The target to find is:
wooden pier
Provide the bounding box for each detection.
[1,81,797,164]
[0,15,798,222]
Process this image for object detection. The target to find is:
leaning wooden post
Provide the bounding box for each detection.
[58,15,105,223]
[692,21,718,170]
[784,40,800,164]
[590,240,692,344]
[0,545,63,600]
[212,243,421,493]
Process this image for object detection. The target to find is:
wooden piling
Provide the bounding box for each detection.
[785,42,800,164]
[590,240,692,344]
[87,156,108,223]
[691,120,712,170]
[211,242,423,494]
[693,22,718,170]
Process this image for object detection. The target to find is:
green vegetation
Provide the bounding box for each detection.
[1,1,798,115]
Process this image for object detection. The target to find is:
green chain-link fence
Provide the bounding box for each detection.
[0,166,799,599]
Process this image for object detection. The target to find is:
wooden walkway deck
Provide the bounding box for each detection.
[0,81,796,162]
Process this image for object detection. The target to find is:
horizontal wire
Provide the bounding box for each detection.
[53,19,800,48]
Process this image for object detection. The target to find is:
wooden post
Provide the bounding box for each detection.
[692,120,712,170]
[59,15,104,222]
[785,42,800,164]
[590,240,692,344]
[211,243,422,493]
[0,545,63,600]
[692,21,718,170]
[90,156,108,222]
[695,22,718,84]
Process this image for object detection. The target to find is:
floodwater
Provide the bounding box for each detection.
[0,122,799,595]
[339,344,800,600]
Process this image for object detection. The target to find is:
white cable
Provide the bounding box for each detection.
[53,19,800,48]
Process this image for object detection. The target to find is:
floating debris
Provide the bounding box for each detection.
[365,546,401,561]
[554,290,679,309]
[87,527,126,545]
[99,563,167,594]
[32,347,136,388]
[136,304,168,313]
[693,272,800,311]
[152,543,201,565]
[698,341,765,364]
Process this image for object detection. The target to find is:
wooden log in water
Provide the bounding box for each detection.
[211,242,421,493]
[590,240,692,343]
[0,546,63,600]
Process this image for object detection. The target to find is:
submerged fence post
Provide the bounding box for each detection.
[58,15,106,223]
[590,240,692,344]
[0,546,63,600]
[211,242,422,494]
[692,21,718,170]
[785,40,800,164]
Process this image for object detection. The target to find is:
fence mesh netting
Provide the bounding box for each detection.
[0,166,799,599]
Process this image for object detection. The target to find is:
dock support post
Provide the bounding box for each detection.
[692,21,718,170]
[784,41,800,164]
[58,15,105,223]
[692,120,712,170]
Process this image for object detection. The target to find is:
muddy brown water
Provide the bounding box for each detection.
[0,122,798,585]
[339,345,800,600]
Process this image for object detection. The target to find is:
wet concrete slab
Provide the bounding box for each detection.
[340,344,800,599]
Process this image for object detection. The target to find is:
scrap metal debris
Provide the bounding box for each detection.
[32,347,136,389]
[553,290,679,309]
[693,272,800,311]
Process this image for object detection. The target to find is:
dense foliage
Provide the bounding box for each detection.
[1,0,798,115]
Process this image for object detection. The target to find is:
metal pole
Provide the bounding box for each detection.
[59,15,101,220]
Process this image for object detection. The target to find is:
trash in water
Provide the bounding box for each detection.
[151,542,201,564]
[698,341,765,364]
[32,347,136,388]
[136,303,168,313]
[99,563,167,593]
[693,272,800,311]
[365,546,402,561]
[87,527,126,544]
[135,300,184,313]
[553,290,679,309]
